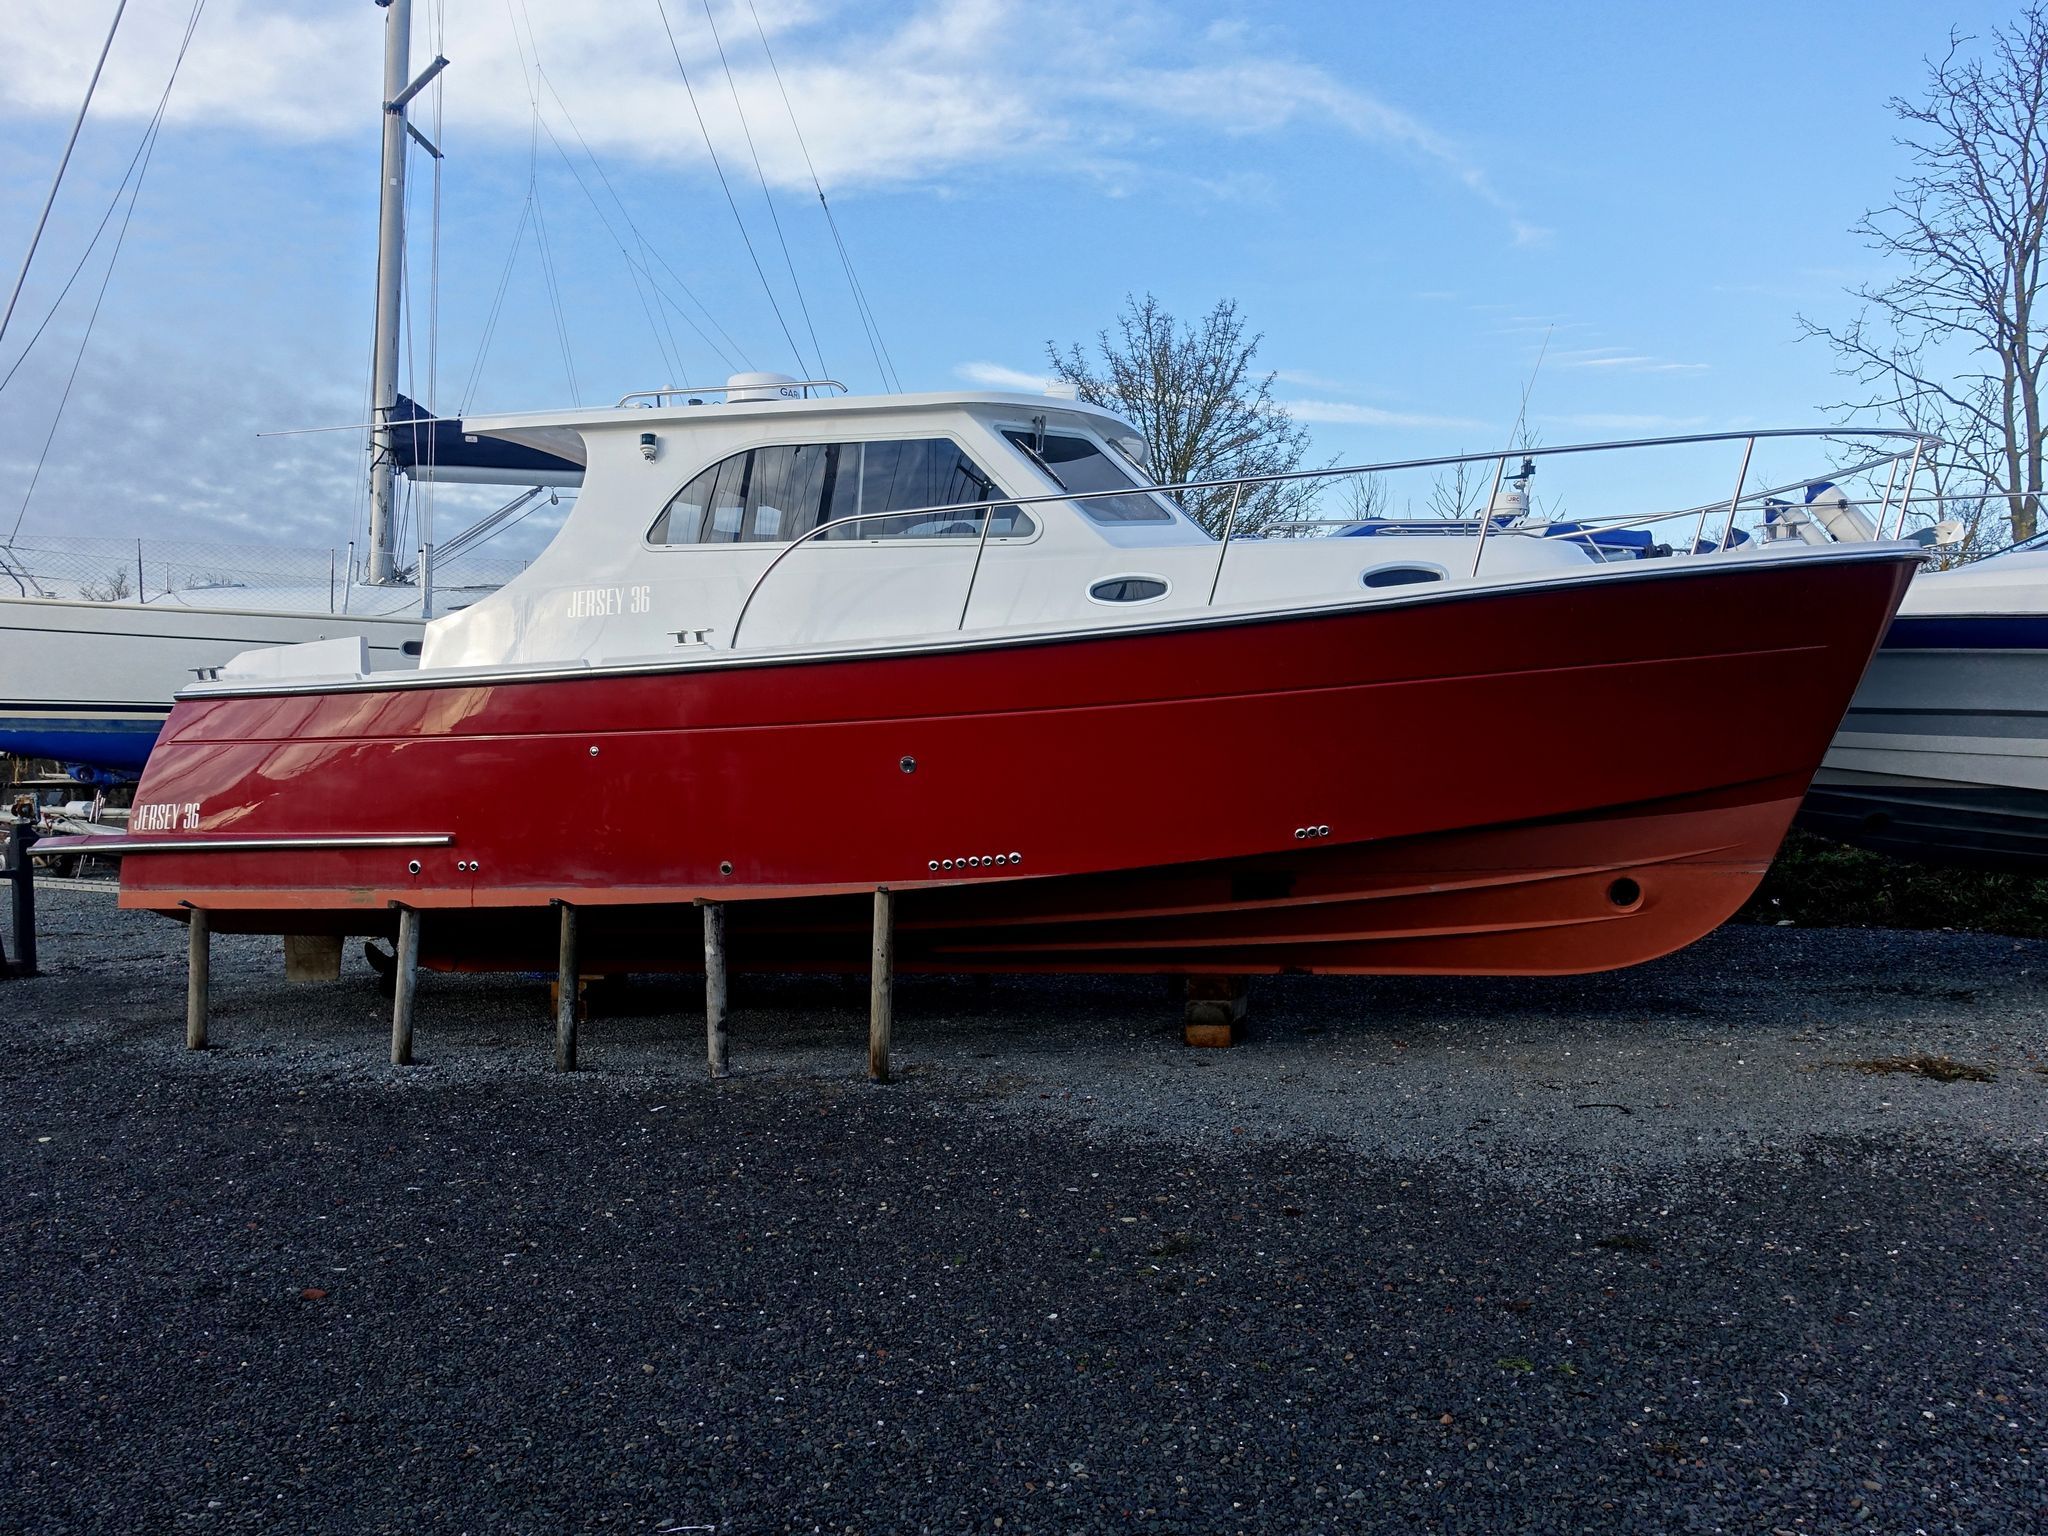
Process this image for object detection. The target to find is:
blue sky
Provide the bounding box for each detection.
[0,0,2021,553]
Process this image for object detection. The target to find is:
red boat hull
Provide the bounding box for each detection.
[116,550,1915,975]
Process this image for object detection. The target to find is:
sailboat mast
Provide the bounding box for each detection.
[365,0,412,586]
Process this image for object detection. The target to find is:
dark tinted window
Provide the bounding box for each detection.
[1004,430,1175,523]
[649,438,1031,544]
[1089,576,1169,603]
[1361,564,1444,588]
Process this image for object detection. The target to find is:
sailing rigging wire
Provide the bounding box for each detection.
[0,4,190,396]
[651,0,809,375]
[9,0,206,545]
[507,0,685,387]
[502,3,582,403]
[529,157,581,401]
[534,114,691,386]
[743,0,899,391]
[0,144,144,397]
[457,197,533,415]
[529,59,750,373]
[514,0,757,378]
[0,0,129,356]
[696,0,825,381]
[343,305,379,579]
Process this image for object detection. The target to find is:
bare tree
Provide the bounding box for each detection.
[1426,459,1486,520]
[1800,6,2048,543]
[1047,294,1320,537]
[1830,395,1999,563]
[79,566,132,602]
[1339,473,1390,524]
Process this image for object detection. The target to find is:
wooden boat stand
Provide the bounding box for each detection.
[174,886,1245,1073]
[281,891,901,1080]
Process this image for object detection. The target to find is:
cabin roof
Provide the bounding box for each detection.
[460,393,1138,442]
[464,390,1140,468]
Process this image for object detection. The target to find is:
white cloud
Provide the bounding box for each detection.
[0,0,1541,234]
[1551,347,1708,374]
[0,329,362,544]
[1270,367,1353,390]
[955,360,1053,391]
[0,326,541,552]
[1282,399,1487,430]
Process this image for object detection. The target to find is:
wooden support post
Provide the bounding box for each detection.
[554,901,578,1073]
[6,822,37,978]
[702,901,728,1078]
[185,908,209,1051]
[1183,974,1248,1048]
[868,886,893,1083]
[391,905,419,1066]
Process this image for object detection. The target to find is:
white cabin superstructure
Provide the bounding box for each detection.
[411,389,1598,676]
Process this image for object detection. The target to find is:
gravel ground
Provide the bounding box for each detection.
[1,886,2044,1534]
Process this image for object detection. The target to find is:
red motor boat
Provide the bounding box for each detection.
[87,387,1921,978]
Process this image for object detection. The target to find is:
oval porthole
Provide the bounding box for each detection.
[1089,576,1169,604]
[1362,564,1446,589]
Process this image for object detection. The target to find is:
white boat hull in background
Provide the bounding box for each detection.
[0,594,429,773]
[1800,547,2048,871]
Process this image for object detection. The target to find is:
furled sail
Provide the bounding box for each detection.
[389,394,584,486]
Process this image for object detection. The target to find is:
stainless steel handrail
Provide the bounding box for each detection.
[1272,485,2005,539]
[1659,446,1904,531]
[1890,438,1926,542]
[728,502,1004,648]
[1874,454,1903,536]
[718,424,1939,649]
[737,426,1937,538]
[617,378,848,407]
[1206,483,1246,603]
[1715,436,1757,550]
[1469,457,1509,577]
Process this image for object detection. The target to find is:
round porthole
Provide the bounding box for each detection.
[1089,576,1169,603]
[1607,877,1643,909]
[1362,564,1446,589]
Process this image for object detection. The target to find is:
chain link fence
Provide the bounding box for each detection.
[0,535,527,612]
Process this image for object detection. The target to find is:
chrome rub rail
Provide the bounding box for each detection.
[49,834,456,857]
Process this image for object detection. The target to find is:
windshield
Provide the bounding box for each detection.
[1003,430,1177,524]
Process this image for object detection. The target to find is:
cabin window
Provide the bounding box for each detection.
[1003,430,1176,524]
[1088,576,1169,603]
[648,438,1033,545]
[1361,563,1446,589]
